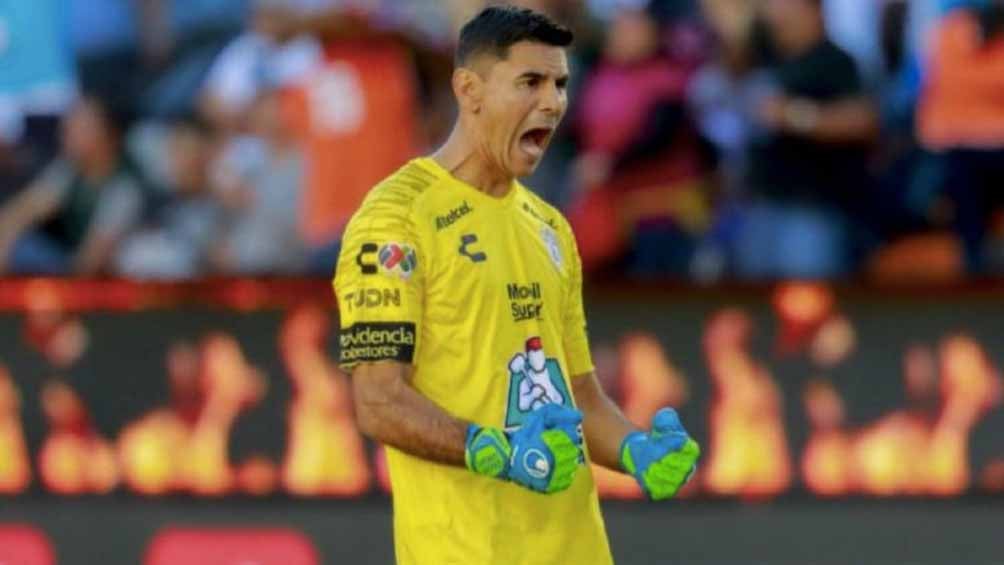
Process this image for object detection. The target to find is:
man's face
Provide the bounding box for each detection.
[763,0,819,55]
[475,41,570,178]
[62,99,109,164]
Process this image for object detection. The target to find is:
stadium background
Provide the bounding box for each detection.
[1,0,1004,563]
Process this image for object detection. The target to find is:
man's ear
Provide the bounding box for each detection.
[453,67,486,115]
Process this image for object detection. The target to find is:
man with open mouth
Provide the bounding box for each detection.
[333,5,700,564]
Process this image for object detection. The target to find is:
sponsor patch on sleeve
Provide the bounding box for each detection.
[356,242,418,280]
[339,322,417,366]
[378,242,418,280]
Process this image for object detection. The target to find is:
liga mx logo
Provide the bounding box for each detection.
[378,243,417,280]
[504,337,572,428]
[541,226,563,270]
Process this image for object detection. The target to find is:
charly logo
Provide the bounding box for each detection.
[541,227,563,270]
[459,234,487,263]
[356,243,379,275]
[504,337,572,428]
[435,201,473,230]
[507,282,543,322]
[378,243,418,280]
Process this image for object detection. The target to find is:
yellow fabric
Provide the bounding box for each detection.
[334,158,612,565]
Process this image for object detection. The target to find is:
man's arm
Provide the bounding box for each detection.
[558,216,698,499]
[574,369,700,500]
[73,181,144,276]
[73,232,123,276]
[761,96,879,144]
[572,371,636,471]
[351,361,468,466]
[0,181,62,271]
[351,360,585,493]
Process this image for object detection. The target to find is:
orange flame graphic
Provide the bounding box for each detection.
[802,336,1001,496]
[38,381,118,494]
[281,306,370,496]
[704,309,791,498]
[0,367,30,493]
[118,334,269,496]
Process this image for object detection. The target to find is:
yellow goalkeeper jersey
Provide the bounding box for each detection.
[334,157,613,565]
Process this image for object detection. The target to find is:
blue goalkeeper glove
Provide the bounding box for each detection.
[465,404,584,494]
[620,407,700,500]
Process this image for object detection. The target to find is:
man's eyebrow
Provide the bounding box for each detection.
[516,71,571,83]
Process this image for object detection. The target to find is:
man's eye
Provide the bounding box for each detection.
[525,78,540,88]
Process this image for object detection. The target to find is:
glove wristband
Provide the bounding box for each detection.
[463,424,484,472]
[464,424,512,479]
[618,431,646,475]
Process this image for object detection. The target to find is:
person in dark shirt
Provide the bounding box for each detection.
[735,0,878,279]
[0,95,146,276]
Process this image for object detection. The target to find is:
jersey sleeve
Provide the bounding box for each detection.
[559,217,594,378]
[333,190,425,371]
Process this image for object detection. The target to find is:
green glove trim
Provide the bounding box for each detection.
[641,438,700,500]
[539,428,581,493]
[465,425,511,479]
[621,430,700,501]
[619,431,645,475]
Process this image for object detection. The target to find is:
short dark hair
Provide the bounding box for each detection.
[79,91,137,139]
[456,6,574,67]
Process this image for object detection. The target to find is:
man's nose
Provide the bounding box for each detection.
[538,82,564,117]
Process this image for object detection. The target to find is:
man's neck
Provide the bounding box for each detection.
[431,126,514,199]
[782,24,826,60]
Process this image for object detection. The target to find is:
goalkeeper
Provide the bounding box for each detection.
[334,6,700,565]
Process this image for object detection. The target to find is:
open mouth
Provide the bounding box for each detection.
[519,127,554,159]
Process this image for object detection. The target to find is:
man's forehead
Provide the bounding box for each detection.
[493,41,569,77]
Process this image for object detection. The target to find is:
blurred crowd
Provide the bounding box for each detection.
[0,0,1003,281]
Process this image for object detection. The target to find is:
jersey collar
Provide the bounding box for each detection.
[416,157,521,210]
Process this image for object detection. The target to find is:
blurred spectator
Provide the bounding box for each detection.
[686,0,761,280]
[1,0,1002,283]
[567,2,712,277]
[0,95,145,276]
[199,0,323,132]
[138,0,251,118]
[587,0,699,23]
[735,0,878,279]
[280,6,422,275]
[862,0,946,255]
[823,0,884,83]
[70,0,142,99]
[210,93,307,275]
[116,117,221,280]
[689,0,759,199]
[917,0,1004,273]
[165,0,251,40]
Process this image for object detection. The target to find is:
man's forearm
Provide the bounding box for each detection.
[352,362,468,467]
[781,97,878,143]
[0,215,32,270]
[572,372,636,472]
